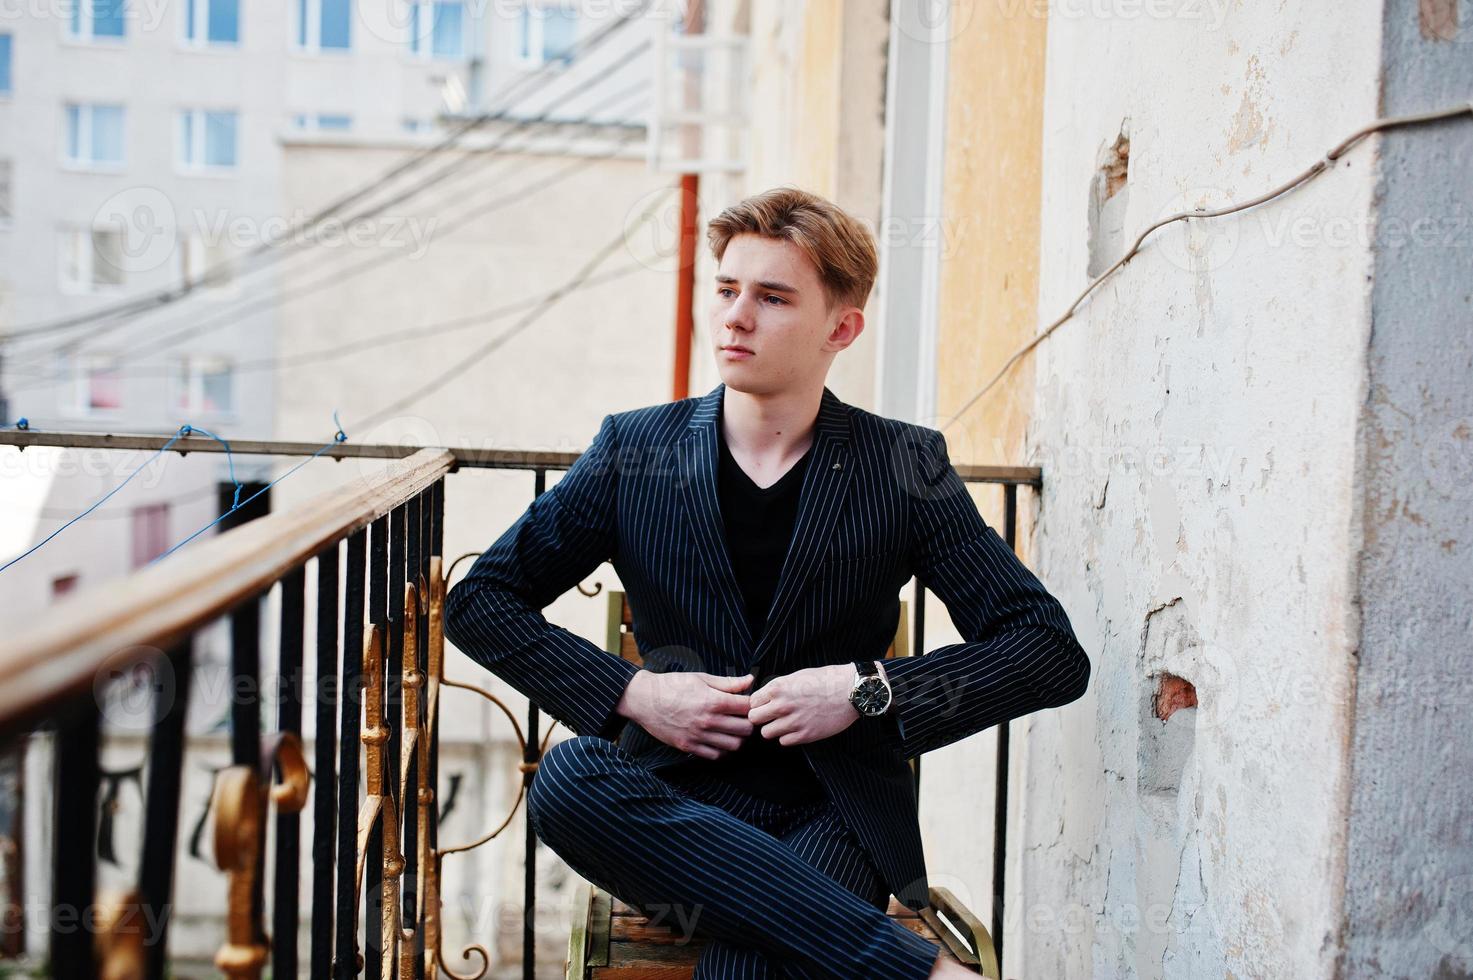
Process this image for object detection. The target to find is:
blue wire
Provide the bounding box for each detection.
[1,412,348,574]
[148,412,348,565]
[0,423,194,574]
[184,424,244,510]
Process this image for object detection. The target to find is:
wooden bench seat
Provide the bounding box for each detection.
[566,882,1000,978]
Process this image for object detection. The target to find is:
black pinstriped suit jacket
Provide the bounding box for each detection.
[443,382,1091,911]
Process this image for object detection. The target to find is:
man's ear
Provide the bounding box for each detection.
[826,307,865,351]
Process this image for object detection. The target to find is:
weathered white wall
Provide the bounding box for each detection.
[1023,4,1384,977]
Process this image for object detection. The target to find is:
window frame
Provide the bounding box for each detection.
[169,353,236,417]
[290,0,353,54]
[66,0,128,43]
[176,231,240,299]
[513,1,577,68]
[176,107,240,173]
[58,223,129,294]
[179,0,241,49]
[405,0,467,61]
[71,351,126,416]
[0,33,13,96]
[61,102,127,171]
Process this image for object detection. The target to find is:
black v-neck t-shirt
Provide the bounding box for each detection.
[672,419,826,806]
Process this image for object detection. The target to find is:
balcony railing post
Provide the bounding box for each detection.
[311,542,341,979]
[992,482,1020,969]
[140,639,194,980]
[386,503,407,973]
[404,492,423,979]
[524,467,548,980]
[365,514,388,980]
[273,567,306,979]
[334,529,368,980]
[50,701,100,978]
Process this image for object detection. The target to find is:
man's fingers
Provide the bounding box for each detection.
[702,672,754,693]
[757,716,797,740]
[693,731,745,755]
[747,699,778,725]
[709,690,753,715]
[706,713,755,738]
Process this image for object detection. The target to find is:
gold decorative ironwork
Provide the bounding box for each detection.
[205,549,638,978]
[212,765,266,980]
[211,730,312,979]
[93,887,146,980]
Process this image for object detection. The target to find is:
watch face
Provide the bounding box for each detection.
[851,675,891,716]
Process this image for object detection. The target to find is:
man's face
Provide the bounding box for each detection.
[709,233,862,394]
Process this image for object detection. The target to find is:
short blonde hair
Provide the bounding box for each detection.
[706,187,878,311]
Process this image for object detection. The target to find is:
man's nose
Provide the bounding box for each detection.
[725,290,759,328]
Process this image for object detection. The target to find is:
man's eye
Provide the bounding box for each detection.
[764,295,785,305]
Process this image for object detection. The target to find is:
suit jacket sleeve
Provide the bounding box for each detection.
[878,427,1091,760]
[442,412,640,741]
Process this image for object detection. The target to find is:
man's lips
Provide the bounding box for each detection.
[721,346,753,353]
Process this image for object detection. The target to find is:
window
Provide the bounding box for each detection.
[291,112,352,131]
[60,225,127,290]
[170,355,234,414]
[516,3,576,66]
[176,231,236,295]
[407,0,465,59]
[182,0,239,45]
[64,103,126,167]
[1,34,12,94]
[293,0,351,51]
[51,574,80,598]
[69,0,127,39]
[177,108,238,170]
[131,503,170,567]
[73,353,124,412]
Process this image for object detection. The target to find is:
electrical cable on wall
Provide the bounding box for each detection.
[939,101,1473,435]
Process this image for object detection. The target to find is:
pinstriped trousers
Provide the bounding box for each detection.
[527,735,941,980]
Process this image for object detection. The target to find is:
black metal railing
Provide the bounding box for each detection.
[0,428,1040,978]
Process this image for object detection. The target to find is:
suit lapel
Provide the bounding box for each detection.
[676,382,855,674]
[677,389,755,658]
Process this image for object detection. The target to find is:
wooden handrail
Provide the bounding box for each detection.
[0,447,454,739]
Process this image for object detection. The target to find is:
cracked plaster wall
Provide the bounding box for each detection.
[1018,4,1390,977]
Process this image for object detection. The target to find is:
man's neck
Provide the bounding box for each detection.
[720,383,822,468]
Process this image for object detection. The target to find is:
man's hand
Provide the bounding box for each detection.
[617,670,756,759]
[747,664,858,746]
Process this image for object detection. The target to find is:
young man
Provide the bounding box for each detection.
[443,187,1091,979]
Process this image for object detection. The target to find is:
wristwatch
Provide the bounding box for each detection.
[848,659,893,717]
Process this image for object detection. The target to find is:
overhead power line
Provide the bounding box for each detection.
[0,1,654,344]
[348,181,679,433]
[2,102,653,393]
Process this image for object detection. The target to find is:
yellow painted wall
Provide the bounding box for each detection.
[935,8,1050,483]
[722,0,888,407]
